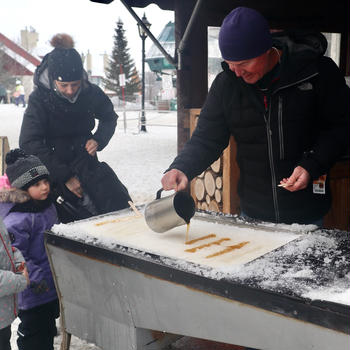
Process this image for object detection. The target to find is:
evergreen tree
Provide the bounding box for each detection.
[104,19,141,102]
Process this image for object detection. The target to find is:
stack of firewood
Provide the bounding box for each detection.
[192,157,223,212]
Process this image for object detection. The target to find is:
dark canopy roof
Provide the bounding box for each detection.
[123,0,349,33]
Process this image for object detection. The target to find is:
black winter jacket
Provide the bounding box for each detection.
[19,55,131,222]
[169,31,350,224]
[19,55,117,184]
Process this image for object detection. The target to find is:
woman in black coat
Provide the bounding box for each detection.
[19,33,131,223]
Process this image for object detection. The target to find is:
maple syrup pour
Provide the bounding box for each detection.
[95,215,138,226]
[185,223,190,244]
[205,241,250,259]
[185,238,230,253]
[185,233,216,245]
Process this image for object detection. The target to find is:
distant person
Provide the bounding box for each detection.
[14,80,26,107]
[161,7,350,226]
[0,83,7,104]
[19,33,131,223]
[0,217,29,350]
[0,149,59,350]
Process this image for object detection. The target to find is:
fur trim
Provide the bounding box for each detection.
[50,34,75,49]
[0,188,30,204]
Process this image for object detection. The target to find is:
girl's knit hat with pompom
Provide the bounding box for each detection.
[5,149,49,190]
[48,33,83,82]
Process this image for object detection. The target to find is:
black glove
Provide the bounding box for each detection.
[30,279,49,294]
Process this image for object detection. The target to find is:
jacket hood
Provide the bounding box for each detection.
[0,188,30,219]
[0,188,30,204]
[0,188,53,217]
[273,30,327,76]
[34,53,90,93]
[273,30,327,60]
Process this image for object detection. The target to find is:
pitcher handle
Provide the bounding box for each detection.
[156,188,163,200]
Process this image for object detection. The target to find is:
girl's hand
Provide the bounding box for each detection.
[22,266,30,286]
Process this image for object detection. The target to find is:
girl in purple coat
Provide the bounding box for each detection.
[0,149,59,350]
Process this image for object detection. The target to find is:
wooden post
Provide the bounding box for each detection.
[323,159,350,231]
[222,136,240,215]
[175,0,208,152]
[0,136,10,175]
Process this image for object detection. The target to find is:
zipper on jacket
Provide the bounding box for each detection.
[278,96,284,159]
[266,72,319,222]
[270,73,319,163]
[263,95,280,223]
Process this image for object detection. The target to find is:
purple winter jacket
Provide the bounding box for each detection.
[0,189,58,310]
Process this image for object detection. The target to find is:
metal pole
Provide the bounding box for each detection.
[140,36,146,132]
[177,0,204,71]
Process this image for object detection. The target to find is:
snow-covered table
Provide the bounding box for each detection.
[46,208,350,350]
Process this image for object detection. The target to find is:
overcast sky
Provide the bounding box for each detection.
[1,0,174,71]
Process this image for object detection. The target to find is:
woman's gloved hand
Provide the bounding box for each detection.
[65,176,83,198]
[85,139,98,156]
[30,279,49,294]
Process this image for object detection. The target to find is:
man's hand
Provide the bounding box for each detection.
[85,139,98,156]
[65,176,83,198]
[279,166,311,192]
[161,169,188,192]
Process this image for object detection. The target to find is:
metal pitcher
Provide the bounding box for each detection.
[144,189,195,233]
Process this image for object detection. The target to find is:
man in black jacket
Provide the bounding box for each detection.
[19,33,131,223]
[162,7,349,225]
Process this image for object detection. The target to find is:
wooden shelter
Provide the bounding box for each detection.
[95,0,350,230]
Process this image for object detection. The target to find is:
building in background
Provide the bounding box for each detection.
[1,24,179,110]
[20,27,39,53]
[81,50,118,98]
[0,32,41,101]
[145,21,176,110]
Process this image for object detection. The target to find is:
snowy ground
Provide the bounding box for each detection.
[1,103,177,349]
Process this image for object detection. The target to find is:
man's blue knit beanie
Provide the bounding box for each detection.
[219,7,272,61]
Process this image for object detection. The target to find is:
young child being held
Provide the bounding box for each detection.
[0,217,29,350]
[0,149,59,350]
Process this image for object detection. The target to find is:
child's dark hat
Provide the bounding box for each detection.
[5,149,49,190]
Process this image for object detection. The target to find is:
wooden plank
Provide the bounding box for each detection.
[190,109,202,208]
[0,136,10,176]
[189,108,201,133]
[222,136,240,215]
[323,159,350,231]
